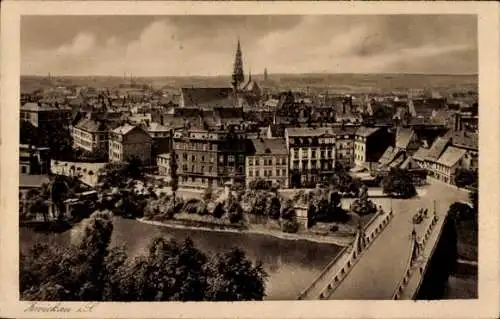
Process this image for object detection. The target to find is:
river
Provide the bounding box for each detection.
[20,217,343,300]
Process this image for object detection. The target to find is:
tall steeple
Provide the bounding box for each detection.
[232,39,244,90]
[264,68,268,82]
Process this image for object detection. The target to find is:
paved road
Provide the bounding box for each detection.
[329,180,470,300]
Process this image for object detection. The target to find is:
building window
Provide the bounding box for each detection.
[219,155,224,163]
[276,170,280,176]
[311,150,316,158]
[249,170,253,177]
[192,155,196,161]
[248,158,253,166]
[202,156,205,162]
[294,149,299,158]
[228,155,235,162]
[256,158,260,166]
[256,170,260,177]
[282,169,286,176]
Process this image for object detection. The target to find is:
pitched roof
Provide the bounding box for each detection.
[21,102,71,112]
[450,131,478,151]
[412,147,430,161]
[249,138,287,156]
[436,146,467,167]
[356,127,380,137]
[395,127,415,150]
[285,127,334,137]
[74,118,110,132]
[389,153,406,168]
[180,87,236,108]
[425,136,451,161]
[331,126,358,136]
[146,122,170,132]
[112,123,138,135]
[378,146,398,165]
[400,156,412,170]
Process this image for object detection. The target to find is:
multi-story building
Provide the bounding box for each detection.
[285,127,336,188]
[173,127,248,189]
[20,102,72,130]
[157,153,171,177]
[19,144,50,175]
[143,121,172,165]
[246,138,288,188]
[109,124,152,164]
[332,126,357,169]
[71,115,113,155]
[449,131,478,171]
[354,127,392,170]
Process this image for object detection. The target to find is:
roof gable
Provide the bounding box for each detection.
[436,146,467,167]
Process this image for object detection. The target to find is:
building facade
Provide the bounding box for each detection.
[246,138,288,188]
[354,127,392,170]
[157,153,171,177]
[332,127,356,169]
[20,102,72,130]
[108,124,152,164]
[173,128,248,189]
[19,144,51,175]
[285,127,336,188]
[71,116,111,155]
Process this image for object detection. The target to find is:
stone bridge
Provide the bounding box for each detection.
[298,180,470,300]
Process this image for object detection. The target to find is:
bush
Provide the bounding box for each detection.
[212,203,225,219]
[228,203,243,224]
[330,225,339,232]
[203,187,213,202]
[282,220,299,233]
[248,178,272,191]
[382,168,417,198]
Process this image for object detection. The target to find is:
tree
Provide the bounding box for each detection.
[282,219,299,233]
[267,196,281,220]
[454,169,477,188]
[21,218,268,301]
[382,168,417,198]
[212,203,225,219]
[228,202,244,224]
[205,248,267,301]
[248,178,272,191]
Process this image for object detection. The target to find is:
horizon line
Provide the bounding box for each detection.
[21,72,479,78]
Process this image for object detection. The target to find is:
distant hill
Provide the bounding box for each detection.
[21,73,478,95]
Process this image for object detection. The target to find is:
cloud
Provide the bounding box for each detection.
[56,32,96,55]
[21,15,478,76]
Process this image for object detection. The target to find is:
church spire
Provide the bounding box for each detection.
[232,39,244,90]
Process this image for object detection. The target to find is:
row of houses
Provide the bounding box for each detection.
[378,129,478,186]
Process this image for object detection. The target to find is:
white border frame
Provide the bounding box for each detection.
[1,2,499,318]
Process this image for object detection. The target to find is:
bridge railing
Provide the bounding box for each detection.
[317,209,395,300]
[297,209,394,300]
[392,214,439,300]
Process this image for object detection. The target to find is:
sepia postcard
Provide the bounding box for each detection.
[1,1,499,318]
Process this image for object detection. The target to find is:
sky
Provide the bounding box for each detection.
[21,15,478,76]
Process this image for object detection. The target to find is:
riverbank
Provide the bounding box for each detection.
[137,218,354,246]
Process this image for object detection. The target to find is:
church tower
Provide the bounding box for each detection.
[264,68,268,82]
[232,39,244,90]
